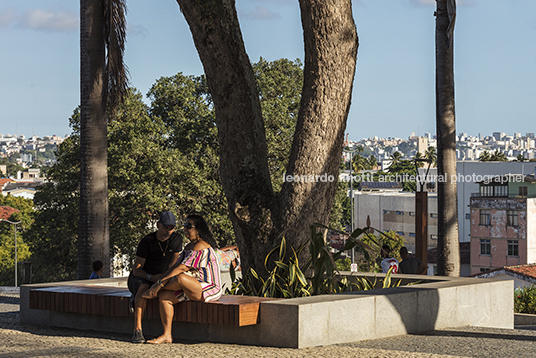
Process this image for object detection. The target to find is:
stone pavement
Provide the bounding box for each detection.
[1,293,536,358]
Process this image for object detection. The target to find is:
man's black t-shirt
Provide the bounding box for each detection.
[136,232,183,275]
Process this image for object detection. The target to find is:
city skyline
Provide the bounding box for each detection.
[2,0,535,139]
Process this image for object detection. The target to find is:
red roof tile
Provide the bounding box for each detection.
[471,263,536,280]
[0,206,19,221]
[0,178,15,187]
[505,264,536,280]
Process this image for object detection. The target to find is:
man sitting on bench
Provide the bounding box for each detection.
[128,211,183,343]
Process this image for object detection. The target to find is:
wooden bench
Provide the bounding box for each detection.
[29,285,279,326]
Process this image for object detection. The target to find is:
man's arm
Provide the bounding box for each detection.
[416,259,429,275]
[168,252,181,269]
[132,256,159,282]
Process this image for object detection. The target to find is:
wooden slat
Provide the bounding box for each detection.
[238,302,261,326]
[29,286,280,326]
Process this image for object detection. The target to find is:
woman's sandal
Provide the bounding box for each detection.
[146,337,172,344]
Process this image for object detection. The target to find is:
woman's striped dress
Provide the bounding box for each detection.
[174,247,222,302]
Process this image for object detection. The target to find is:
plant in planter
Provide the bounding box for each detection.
[515,284,536,314]
[226,223,402,297]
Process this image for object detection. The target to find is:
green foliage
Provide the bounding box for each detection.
[0,158,25,178]
[356,230,405,273]
[0,195,34,285]
[425,146,437,166]
[514,284,536,314]
[253,58,303,192]
[480,150,508,162]
[226,237,311,298]
[351,267,402,291]
[24,114,81,282]
[226,223,403,297]
[386,158,417,192]
[26,58,350,281]
[515,154,526,162]
[335,257,352,271]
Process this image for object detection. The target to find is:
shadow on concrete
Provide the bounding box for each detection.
[412,328,536,342]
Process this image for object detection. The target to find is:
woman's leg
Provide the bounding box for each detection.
[146,273,204,344]
[146,290,177,344]
[162,273,204,301]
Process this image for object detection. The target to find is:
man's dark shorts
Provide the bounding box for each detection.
[127,273,152,296]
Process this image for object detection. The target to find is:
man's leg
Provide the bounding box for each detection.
[134,282,150,332]
[128,274,151,343]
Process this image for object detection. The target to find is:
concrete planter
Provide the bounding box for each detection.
[515,313,536,326]
[20,274,514,348]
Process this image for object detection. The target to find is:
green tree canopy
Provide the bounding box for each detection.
[26,58,347,281]
[0,195,34,285]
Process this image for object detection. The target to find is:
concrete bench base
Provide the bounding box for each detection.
[20,275,514,348]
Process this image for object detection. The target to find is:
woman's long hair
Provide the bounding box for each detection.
[187,214,219,249]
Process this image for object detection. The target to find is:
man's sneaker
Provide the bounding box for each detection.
[129,296,135,313]
[132,329,145,343]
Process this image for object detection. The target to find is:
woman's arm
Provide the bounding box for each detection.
[159,263,190,284]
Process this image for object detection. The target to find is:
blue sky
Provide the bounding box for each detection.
[1,0,535,141]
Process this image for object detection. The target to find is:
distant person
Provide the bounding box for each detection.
[380,244,399,274]
[128,211,183,344]
[89,260,104,279]
[399,247,428,275]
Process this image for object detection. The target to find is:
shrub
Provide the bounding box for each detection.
[514,284,536,314]
[226,223,402,297]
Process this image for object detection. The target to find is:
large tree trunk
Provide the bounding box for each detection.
[277,0,358,255]
[79,0,110,279]
[435,0,460,276]
[177,0,358,275]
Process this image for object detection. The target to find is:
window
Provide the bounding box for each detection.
[396,231,404,236]
[430,234,438,240]
[409,232,415,237]
[480,268,491,273]
[508,240,519,257]
[481,185,508,197]
[465,213,471,219]
[481,186,493,197]
[430,213,438,218]
[409,212,416,216]
[519,186,528,197]
[480,239,491,255]
[395,211,404,215]
[480,210,490,226]
[383,210,391,214]
[507,211,518,227]
[495,185,508,197]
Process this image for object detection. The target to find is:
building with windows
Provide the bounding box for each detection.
[354,189,438,253]
[469,174,536,274]
[352,162,536,276]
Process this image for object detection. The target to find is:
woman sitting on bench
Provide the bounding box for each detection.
[142,214,221,344]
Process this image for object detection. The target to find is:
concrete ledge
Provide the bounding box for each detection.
[20,274,514,348]
[515,313,536,326]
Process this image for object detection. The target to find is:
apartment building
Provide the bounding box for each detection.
[469,174,536,274]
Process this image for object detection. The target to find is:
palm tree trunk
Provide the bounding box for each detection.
[79,0,109,279]
[435,0,460,276]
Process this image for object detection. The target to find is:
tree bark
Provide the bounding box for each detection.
[277,0,358,255]
[177,0,358,275]
[79,0,110,279]
[435,0,460,276]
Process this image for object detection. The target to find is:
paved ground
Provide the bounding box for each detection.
[1,293,536,358]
